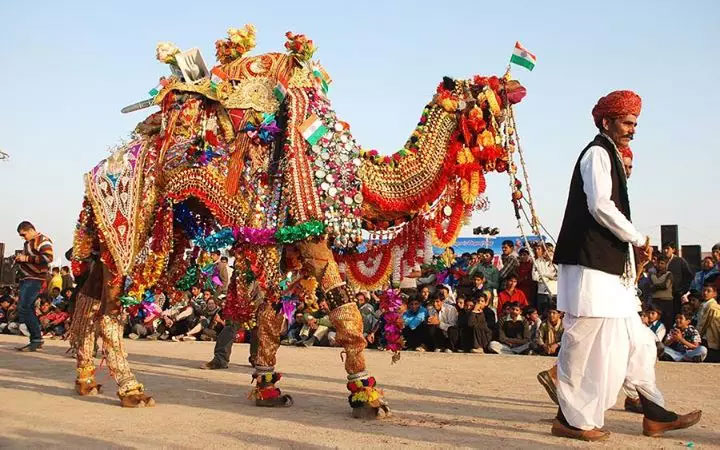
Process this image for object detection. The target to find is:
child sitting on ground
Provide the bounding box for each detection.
[645,304,667,343]
[535,306,564,356]
[661,312,707,362]
[489,301,531,355]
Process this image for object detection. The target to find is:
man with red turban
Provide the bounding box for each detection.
[620,146,633,178]
[550,91,701,441]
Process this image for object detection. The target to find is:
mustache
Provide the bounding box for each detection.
[624,134,634,140]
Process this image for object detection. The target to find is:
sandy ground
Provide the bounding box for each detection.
[0,334,718,449]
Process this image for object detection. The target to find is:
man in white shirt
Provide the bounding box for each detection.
[426,296,459,352]
[550,90,701,441]
[531,244,557,316]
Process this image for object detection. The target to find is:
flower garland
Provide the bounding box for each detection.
[156,41,180,64]
[379,289,405,360]
[340,216,426,290]
[284,31,315,63]
[342,245,393,290]
[346,376,384,408]
[249,372,283,401]
[431,198,466,248]
[215,24,256,64]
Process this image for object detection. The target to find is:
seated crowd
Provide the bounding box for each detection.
[1,242,719,364]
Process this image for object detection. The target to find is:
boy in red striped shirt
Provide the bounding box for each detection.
[15,221,54,352]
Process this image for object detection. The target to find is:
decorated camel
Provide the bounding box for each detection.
[68,25,527,414]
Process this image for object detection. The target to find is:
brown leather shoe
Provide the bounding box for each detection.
[199,360,227,370]
[551,419,610,441]
[643,410,702,437]
[624,397,643,414]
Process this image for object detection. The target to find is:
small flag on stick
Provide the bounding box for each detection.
[210,67,229,91]
[298,114,328,145]
[148,79,169,97]
[510,41,536,71]
[274,76,288,102]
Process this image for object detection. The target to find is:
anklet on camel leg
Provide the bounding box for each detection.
[117,380,155,408]
[347,372,391,419]
[75,366,102,396]
[251,368,293,407]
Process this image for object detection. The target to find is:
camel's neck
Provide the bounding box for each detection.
[358,104,458,217]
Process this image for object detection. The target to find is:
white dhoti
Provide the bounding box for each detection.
[556,312,664,430]
[554,142,665,430]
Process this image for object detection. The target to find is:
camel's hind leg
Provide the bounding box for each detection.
[251,300,293,407]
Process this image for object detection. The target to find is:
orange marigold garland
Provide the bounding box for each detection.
[431,199,466,248]
[342,245,393,290]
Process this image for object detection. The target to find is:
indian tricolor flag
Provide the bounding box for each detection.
[312,65,332,94]
[298,114,328,145]
[510,41,537,71]
[210,67,228,91]
[274,76,288,102]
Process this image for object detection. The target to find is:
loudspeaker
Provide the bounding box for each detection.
[682,245,702,274]
[660,225,679,248]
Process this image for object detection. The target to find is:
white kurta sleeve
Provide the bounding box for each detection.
[580,147,645,247]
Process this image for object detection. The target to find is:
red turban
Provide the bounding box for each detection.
[619,146,633,160]
[591,90,642,128]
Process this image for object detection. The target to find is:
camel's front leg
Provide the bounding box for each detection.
[99,264,154,408]
[298,238,390,418]
[72,292,102,396]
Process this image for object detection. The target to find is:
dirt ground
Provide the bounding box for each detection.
[1,334,718,449]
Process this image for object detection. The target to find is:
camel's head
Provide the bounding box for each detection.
[428,73,527,173]
[432,73,526,122]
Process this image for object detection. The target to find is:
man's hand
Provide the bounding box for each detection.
[428,316,440,325]
[635,237,652,265]
[549,343,559,354]
[15,254,28,263]
[367,333,375,344]
[307,318,318,330]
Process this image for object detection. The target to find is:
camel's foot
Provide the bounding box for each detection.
[75,379,102,396]
[351,403,391,419]
[255,394,294,407]
[251,372,292,407]
[118,392,156,408]
[347,376,390,419]
[117,382,155,408]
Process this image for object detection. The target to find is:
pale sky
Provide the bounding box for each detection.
[1,1,718,263]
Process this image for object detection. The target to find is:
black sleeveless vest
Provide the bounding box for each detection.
[553,134,631,276]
